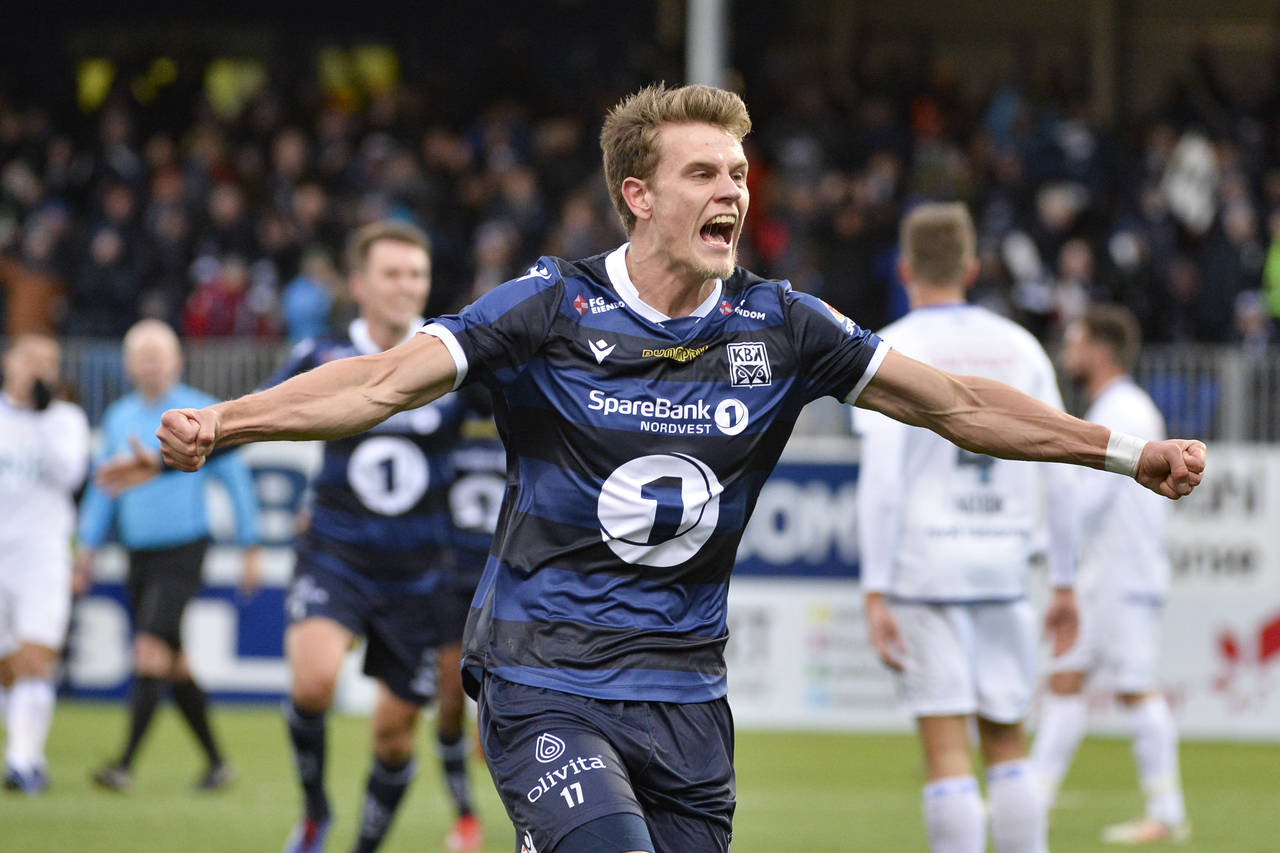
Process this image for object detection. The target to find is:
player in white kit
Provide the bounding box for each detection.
[1031,304,1190,845]
[0,334,90,794]
[855,203,1080,853]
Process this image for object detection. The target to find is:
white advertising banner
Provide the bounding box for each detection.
[725,578,903,731]
[66,438,1280,739]
[721,442,1280,740]
[1113,443,1280,739]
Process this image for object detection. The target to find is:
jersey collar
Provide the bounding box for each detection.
[349,317,425,355]
[604,244,723,325]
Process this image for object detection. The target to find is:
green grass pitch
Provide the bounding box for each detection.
[3,702,1278,851]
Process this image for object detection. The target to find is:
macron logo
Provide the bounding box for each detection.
[588,339,615,364]
[518,263,553,282]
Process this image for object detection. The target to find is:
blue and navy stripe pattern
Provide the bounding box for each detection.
[270,333,472,580]
[432,252,882,701]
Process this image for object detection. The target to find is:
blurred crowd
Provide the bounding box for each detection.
[2,39,1280,352]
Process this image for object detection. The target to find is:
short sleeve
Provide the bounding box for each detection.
[782,288,889,403]
[423,262,563,391]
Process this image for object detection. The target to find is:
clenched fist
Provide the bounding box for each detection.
[1136,439,1207,500]
[156,407,221,471]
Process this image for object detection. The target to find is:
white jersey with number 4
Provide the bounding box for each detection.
[854,304,1077,602]
[1077,377,1169,599]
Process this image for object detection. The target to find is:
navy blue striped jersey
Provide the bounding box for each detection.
[447,387,504,587]
[270,319,473,579]
[425,245,888,701]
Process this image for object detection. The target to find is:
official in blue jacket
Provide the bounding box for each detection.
[77,319,260,793]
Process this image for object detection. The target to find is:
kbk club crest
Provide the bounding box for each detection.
[727,342,771,387]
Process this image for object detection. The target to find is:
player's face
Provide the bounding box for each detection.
[125,333,181,398]
[20,337,60,384]
[353,239,430,332]
[2,337,60,401]
[647,122,749,282]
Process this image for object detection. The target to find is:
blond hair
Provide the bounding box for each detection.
[900,202,976,287]
[345,220,431,274]
[600,83,752,233]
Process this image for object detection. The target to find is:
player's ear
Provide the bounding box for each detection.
[621,176,653,223]
[961,256,980,291]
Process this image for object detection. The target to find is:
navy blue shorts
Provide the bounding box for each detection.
[286,549,458,705]
[478,675,735,853]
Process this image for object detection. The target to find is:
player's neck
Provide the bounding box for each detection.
[136,383,172,406]
[908,285,965,309]
[365,318,410,352]
[1086,365,1126,402]
[624,239,717,318]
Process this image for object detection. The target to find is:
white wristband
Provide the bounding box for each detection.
[1104,431,1146,477]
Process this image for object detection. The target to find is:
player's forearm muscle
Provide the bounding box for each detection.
[859,350,1110,468]
[213,337,454,446]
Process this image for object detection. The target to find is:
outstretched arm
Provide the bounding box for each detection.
[856,349,1206,499]
[158,333,456,471]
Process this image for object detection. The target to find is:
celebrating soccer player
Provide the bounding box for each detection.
[92,223,486,851]
[154,84,1206,853]
[270,221,484,853]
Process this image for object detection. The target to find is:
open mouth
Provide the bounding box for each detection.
[699,214,736,247]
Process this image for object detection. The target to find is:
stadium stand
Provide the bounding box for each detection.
[1,10,1278,375]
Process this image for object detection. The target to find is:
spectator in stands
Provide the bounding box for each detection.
[0,33,1276,355]
[195,183,257,262]
[65,226,140,338]
[182,255,277,338]
[0,213,65,335]
[281,247,339,343]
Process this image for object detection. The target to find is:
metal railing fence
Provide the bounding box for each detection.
[29,339,1280,443]
[58,338,289,426]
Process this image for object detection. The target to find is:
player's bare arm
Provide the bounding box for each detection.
[1042,587,1080,656]
[863,591,906,672]
[157,333,456,471]
[857,349,1207,500]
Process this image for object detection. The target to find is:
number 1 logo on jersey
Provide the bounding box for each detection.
[597,453,723,567]
[348,436,429,515]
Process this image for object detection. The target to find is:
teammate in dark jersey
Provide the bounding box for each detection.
[100,222,482,852]
[273,222,484,853]
[155,85,1207,853]
[438,390,503,848]
[446,397,504,596]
